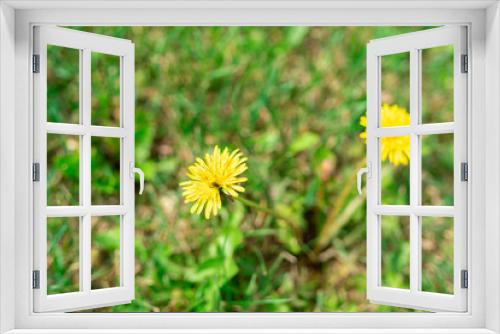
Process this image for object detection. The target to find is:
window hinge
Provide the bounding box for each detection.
[461,269,468,289]
[461,162,468,182]
[32,163,40,182]
[32,54,40,73]
[32,270,40,289]
[461,54,468,73]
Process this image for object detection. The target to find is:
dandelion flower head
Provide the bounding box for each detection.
[180,146,248,219]
[359,103,410,166]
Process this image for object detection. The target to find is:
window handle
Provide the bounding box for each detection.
[357,163,371,195]
[130,162,144,195]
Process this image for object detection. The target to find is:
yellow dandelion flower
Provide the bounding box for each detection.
[359,103,410,166]
[180,146,248,219]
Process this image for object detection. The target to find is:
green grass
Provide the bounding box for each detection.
[46,26,454,312]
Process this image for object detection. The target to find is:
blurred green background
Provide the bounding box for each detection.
[45,26,455,312]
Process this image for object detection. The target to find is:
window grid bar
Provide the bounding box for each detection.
[81,48,92,293]
[119,55,125,286]
[375,55,382,288]
[46,122,126,138]
[416,49,424,293]
[409,48,421,292]
[77,49,85,293]
[44,50,128,295]
[46,205,126,217]
[374,122,454,137]
[374,205,454,217]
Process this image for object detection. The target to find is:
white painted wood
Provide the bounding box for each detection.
[3,0,497,10]
[1,329,498,334]
[453,24,469,315]
[6,7,490,26]
[485,4,500,333]
[46,206,127,217]
[366,25,468,312]
[80,47,93,296]
[32,26,135,312]
[409,48,421,293]
[32,24,47,315]
[89,126,127,138]
[373,122,454,137]
[120,34,135,302]
[9,5,489,332]
[2,329,498,334]
[46,123,127,138]
[38,287,132,313]
[0,3,16,334]
[374,205,454,217]
[368,26,462,56]
[369,286,465,312]
[467,6,486,330]
[37,26,131,57]
[365,34,379,312]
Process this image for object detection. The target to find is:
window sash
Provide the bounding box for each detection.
[366,26,468,312]
[32,26,135,313]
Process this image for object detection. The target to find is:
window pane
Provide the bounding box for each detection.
[47,134,80,206]
[421,217,454,294]
[380,136,410,205]
[421,134,454,206]
[91,52,121,127]
[380,52,410,128]
[47,45,80,124]
[381,215,410,289]
[47,217,79,294]
[91,137,121,205]
[91,216,120,289]
[421,45,454,124]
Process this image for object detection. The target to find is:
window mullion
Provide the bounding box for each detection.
[80,48,92,293]
[409,48,421,292]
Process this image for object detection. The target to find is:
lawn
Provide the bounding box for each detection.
[46,26,454,312]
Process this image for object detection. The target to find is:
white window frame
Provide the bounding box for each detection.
[32,26,136,312]
[366,26,468,312]
[0,1,499,333]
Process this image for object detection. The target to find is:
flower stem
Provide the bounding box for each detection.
[315,159,366,252]
[236,196,296,225]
